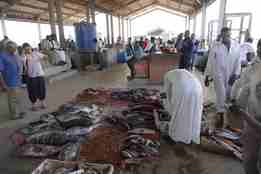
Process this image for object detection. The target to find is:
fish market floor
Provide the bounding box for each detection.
[0,64,244,174]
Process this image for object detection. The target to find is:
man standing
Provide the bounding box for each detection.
[240,37,255,68]
[0,41,24,119]
[230,39,261,174]
[126,37,136,80]
[205,27,241,127]
[191,33,199,71]
[175,33,183,53]
[179,30,193,70]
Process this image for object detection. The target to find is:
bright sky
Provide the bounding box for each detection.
[131,9,186,37]
[1,0,261,47]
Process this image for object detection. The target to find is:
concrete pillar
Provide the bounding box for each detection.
[201,0,207,40]
[1,14,7,37]
[55,0,65,48]
[185,16,190,30]
[89,0,96,24]
[110,15,114,45]
[37,19,42,42]
[126,19,129,38]
[118,16,121,38]
[48,0,56,36]
[106,14,110,45]
[193,15,197,34]
[218,0,227,32]
[86,3,90,23]
[122,17,125,42]
[130,20,132,37]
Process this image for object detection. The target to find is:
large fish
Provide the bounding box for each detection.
[58,143,80,161]
[17,144,62,158]
[26,131,76,146]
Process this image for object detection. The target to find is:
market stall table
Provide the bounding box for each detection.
[134,52,180,82]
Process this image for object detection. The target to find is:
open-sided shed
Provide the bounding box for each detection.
[0,0,202,24]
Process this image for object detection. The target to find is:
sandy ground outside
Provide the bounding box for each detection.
[0,64,244,174]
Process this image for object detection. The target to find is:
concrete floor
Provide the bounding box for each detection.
[0,64,244,174]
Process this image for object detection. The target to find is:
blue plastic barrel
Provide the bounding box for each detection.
[75,22,97,52]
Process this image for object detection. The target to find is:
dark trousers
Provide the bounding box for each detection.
[26,76,46,104]
[179,55,191,70]
[127,57,138,78]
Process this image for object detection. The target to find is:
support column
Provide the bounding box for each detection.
[55,0,65,48]
[1,14,7,37]
[86,2,90,23]
[185,16,190,30]
[118,16,121,38]
[193,16,197,34]
[37,18,42,42]
[48,0,56,36]
[106,14,110,45]
[110,15,114,45]
[218,0,227,32]
[126,19,129,38]
[89,0,96,23]
[121,17,125,42]
[130,20,132,38]
[201,0,207,40]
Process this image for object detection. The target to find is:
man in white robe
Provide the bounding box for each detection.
[205,27,241,127]
[155,69,203,144]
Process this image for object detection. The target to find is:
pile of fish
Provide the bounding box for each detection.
[210,128,242,160]
[121,135,160,161]
[111,88,160,103]
[32,159,114,174]
[11,88,162,173]
[11,104,103,159]
[200,102,243,160]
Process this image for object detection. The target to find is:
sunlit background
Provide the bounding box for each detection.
[0,0,260,47]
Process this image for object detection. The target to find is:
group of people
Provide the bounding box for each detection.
[205,27,261,174]
[39,34,68,66]
[125,36,158,80]
[153,27,261,174]
[175,30,200,71]
[0,37,48,120]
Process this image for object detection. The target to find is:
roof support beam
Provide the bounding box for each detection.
[127,1,157,16]
[156,2,189,15]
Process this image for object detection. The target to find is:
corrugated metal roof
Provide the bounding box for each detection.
[0,0,202,24]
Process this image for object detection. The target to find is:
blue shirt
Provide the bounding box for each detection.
[0,52,21,87]
[134,46,144,60]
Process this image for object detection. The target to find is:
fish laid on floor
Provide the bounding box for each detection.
[58,143,80,161]
[32,159,114,174]
[17,144,62,158]
[26,131,77,146]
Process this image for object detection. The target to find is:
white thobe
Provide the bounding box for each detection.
[205,40,241,113]
[240,42,255,63]
[163,69,203,144]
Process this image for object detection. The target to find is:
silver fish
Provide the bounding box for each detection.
[58,143,80,161]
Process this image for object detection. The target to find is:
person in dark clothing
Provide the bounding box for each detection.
[126,37,137,81]
[179,30,193,70]
[191,33,199,71]
[139,37,145,50]
[175,33,183,52]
